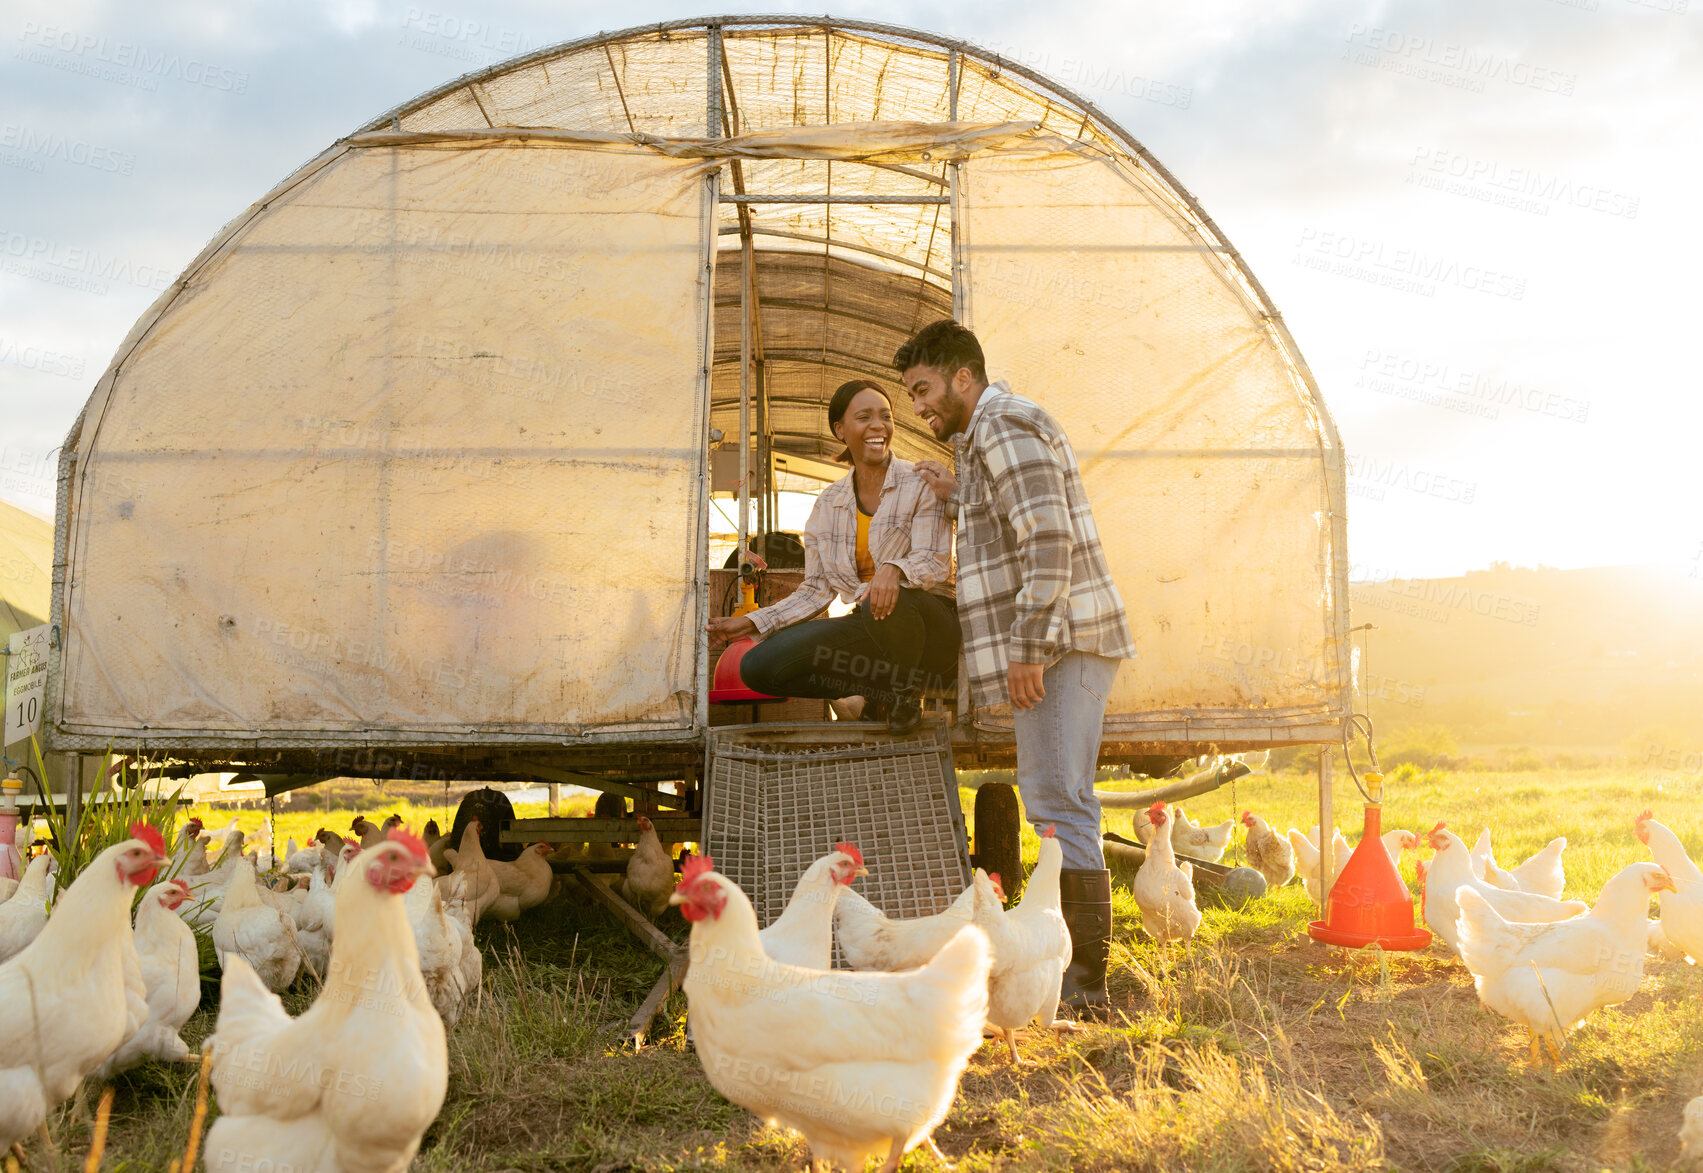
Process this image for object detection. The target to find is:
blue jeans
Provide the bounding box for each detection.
[1013,651,1121,871]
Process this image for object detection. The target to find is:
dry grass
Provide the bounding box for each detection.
[21,764,1703,1172]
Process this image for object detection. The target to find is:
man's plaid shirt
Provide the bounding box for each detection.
[950,382,1136,708]
[749,456,954,637]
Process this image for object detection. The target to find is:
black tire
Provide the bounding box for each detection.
[972,781,1023,904]
[449,787,522,862]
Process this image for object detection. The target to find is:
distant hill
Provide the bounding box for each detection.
[1348,563,1703,753]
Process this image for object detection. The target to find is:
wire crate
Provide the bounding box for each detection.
[703,722,972,951]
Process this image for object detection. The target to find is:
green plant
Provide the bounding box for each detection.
[27,736,186,891]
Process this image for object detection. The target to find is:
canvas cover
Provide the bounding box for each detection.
[60,142,714,738]
[0,501,50,642]
[51,20,1349,745]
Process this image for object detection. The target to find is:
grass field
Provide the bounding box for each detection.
[22,762,1703,1172]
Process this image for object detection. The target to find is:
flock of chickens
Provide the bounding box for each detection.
[0,807,582,1171]
[1125,795,1703,1159]
[676,829,1075,1172]
[2,785,1701,1170]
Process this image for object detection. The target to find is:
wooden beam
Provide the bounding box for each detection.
[500,816,700,845]
[497,760,687,810]
[570,867,683,965]
[626,951,689,1049]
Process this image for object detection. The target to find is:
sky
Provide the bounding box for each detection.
[2,0,1700,582]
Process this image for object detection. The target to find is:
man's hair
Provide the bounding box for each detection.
[893,319,987,385]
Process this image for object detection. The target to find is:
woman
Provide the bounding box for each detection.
[706,379,960,734]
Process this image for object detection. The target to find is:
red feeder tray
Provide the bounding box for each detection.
[1306,799,1431,952]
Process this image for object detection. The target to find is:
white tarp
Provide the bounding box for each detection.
[60,142,713,737]
[959,141,1347,730]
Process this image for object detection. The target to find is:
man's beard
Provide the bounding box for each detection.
[935,394,968,439]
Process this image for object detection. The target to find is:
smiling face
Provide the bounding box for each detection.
[903,364,974,441]
[832,387,893,468]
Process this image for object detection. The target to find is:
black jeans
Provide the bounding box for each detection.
[739,587,960,706]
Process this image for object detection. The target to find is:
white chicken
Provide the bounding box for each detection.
[1648,918,1688,961]
[404,870,474,1028]
[1456,862,1674,1062]
[1240,811,1295,890]
[1471,829,1568,900]
[0,853,55,963]
[440,818,503,925]
[205,831,447,1173]
[479,841,555,922]
[673,856,991,1173]
[1636,809,1702,963]
[1422,824,1588,957]
[1169,808,1234,863]
[976,826,1072,1064]
[293,849,347,982]
[213,856,302,993]
[95,878,202,1075]
[438,870,484,1007]
[619,815,677,919]
[835,871,996,972]
[1287,826,1353,904]
[172,817,208,875]
[286,830,334,874]
[0,824,168,1147]
[759,843,865,968]
[1132,803,1200,944]
[1682,1095,1703,1165]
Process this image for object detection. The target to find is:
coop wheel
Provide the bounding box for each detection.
[973,782,1023,903]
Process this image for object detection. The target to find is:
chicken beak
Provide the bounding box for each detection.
[667,891,687,906]
[854,867,869,877]
[1654,871,1678,894]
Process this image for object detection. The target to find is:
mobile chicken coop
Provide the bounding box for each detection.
[41,17,1354,997]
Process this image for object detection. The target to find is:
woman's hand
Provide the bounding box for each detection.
[707,614,758,640]
[866,564,902,620]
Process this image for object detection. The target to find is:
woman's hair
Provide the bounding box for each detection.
[828,379,892,464]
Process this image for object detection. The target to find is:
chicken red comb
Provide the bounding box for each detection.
[351,815,366,828]
[1041,825,1056,840]
[636,815,654,832]
[834,841,864,867]
[186,816,204,831]
[386,826,428,860]
[1147,800,1167,814]
[1636,809,1653,825]
[130,821,166,856]
[680,853,715,884]
[1430,821,1446,834]
[988,872,1001,886]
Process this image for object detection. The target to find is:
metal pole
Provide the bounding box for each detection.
[947,48,966,325]
[64,751,81,842]
[1317,747,1334,911]
[738,211,752,568]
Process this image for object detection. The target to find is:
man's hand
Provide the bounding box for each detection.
[1008,660,1047,711]
[914,460,957,503]
[707,614,757,640]
[865,564,902,620]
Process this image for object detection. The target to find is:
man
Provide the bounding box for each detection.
[896,319,1136,1016]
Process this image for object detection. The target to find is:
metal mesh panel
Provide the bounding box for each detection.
[703,723,971,963]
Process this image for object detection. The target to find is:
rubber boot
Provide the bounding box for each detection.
[1058,868,1113,1019]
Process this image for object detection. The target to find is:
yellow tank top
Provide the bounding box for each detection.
[855,506,875,582]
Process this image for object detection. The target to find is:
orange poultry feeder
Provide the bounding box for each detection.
[1307,772,1432,951]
